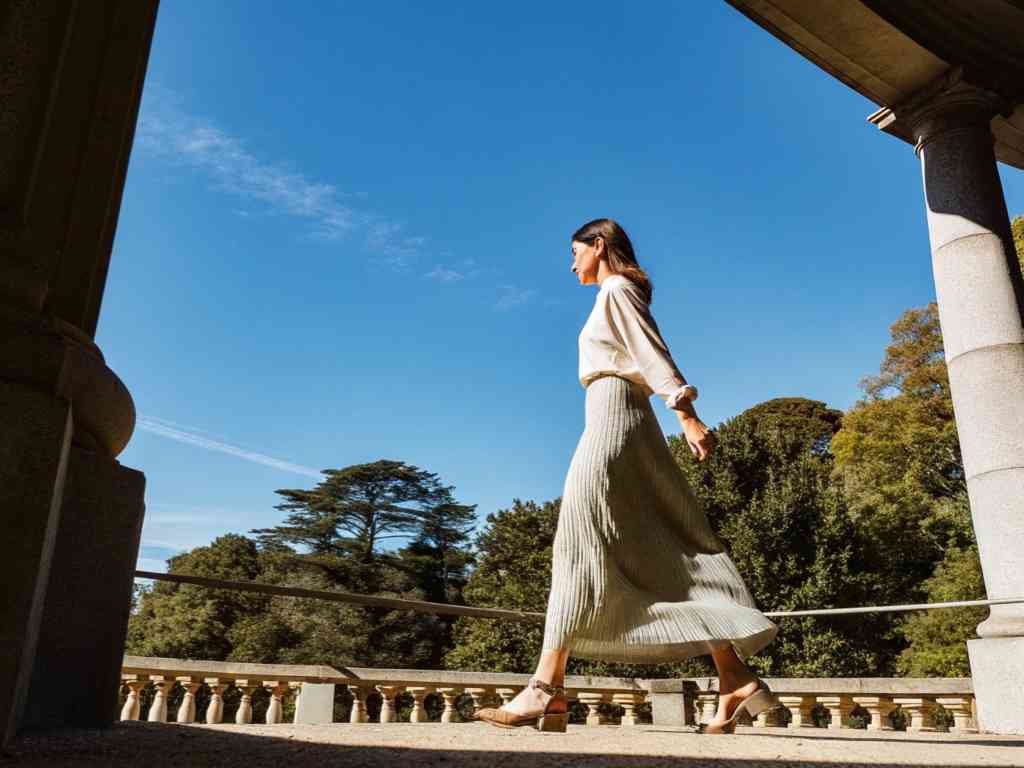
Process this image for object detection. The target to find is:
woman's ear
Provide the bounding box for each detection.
[594,236,605,258]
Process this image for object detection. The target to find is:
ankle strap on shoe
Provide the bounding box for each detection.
[529,677,565,697]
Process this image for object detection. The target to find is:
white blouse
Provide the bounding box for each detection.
[578,274,698,410]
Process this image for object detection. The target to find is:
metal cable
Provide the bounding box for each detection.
[135,570,1021,622]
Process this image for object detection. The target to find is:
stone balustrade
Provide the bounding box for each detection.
[120,656,975,732]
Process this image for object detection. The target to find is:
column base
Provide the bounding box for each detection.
[21,445,145,731]
[968,637,1024,734]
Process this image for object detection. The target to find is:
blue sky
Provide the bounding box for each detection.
[104,1,1024,573]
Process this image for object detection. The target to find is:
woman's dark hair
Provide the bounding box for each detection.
[571,218,653,303]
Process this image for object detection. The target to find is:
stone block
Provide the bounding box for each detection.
[0,382,72,746]
[22,445,145,730]
[295,683,335,724]
[968,637,1024,734]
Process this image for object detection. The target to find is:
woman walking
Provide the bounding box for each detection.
[474,218,779,734]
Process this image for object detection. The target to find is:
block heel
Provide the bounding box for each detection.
[535,712,569,732]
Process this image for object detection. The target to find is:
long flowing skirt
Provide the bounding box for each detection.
[541,375,778,662]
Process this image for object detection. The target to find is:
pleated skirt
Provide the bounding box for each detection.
[541,375,778,662]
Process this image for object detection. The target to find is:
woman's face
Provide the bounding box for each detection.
[571,239,602,285]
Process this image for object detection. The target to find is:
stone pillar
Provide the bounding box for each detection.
[234,682,256,725]
[119,680,146,722]
[645,680,697,726]
[205,680,224,724]
[871,67,1024,735]
[376,685,403,723]
[435,687,461,724]
[348,686,369,724]
[936,696,978,734]
[852,696,896,731]
[0,0,159,746]
[576,692,607,725]
[264,682,288,725]
[777,695,815,728]
[464,687,493,719]
[817,695,854,730]
[893,697,936,732]
[406,687,432,723]
[176,679,201,725]
[696,691,718,726]
[612,692,644,726]
[146,678,169,723]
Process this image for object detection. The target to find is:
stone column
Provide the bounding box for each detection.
[936,696,978,734]
[612,692,644,726]
[871,67,1024,735]
[375,685,403,723]
[0,0,160,746]
[348,686,369,724]
[817,695,854,730]
[406,687,432,723]
[576,692,607,725]
[264,682,289,725]
[696,691,718,726]
[777,695,814,728]
[176,679,201,724]
[234,682,256,725]
[464,687,493,719]
[119,680,146,722]
[205,680,224,724]
[893,697,936,732]
[435,687,461,724]
[146,678,169,723]
[852,696,896,731]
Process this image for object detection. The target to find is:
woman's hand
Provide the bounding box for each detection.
[674,401,717,462]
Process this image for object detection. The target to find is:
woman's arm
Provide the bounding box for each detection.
[673,391,717,462]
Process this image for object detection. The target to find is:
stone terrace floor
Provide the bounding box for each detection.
[4,722,1024,767]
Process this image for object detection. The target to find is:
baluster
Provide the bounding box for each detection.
[893,697,936,732]
[205,679,224,724]
[612,692,643,726]
[146,677,169,723]
[406,686,433,723]
[817,695,854,729]
[120,679,146,721]
[349,686,369,723]
[375,685,404,723]
[435,687,461,723]
[464,687,494,719]
[777,695,814,728]
[176,678,201,724]
[936,696,977,733]
[289,682,302,724]
[264,681,289,724]
[494,687,516,708]
[576,692,607,725]
[235,680,257,725]
[754,707,784,728]
[852,696,895,731]
[697,691,718,725]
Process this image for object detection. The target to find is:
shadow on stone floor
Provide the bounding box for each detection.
[3,723,1020,768]
[643,729,1024,748]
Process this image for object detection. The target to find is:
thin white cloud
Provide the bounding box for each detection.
[137,415,321,478]
[137,85,422,256]
[495,284,538,311]
[426,265,466,282]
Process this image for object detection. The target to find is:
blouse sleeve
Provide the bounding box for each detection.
[603,281,698,410]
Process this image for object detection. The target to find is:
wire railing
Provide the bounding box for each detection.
[133,570,1021,622]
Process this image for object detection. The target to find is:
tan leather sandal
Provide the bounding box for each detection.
[472,677,569,732]
[698,679,778,734]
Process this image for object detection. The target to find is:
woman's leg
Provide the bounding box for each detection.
[498,648,571,715]
[707,643,759,726]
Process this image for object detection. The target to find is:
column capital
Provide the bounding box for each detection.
[868,66,1014,155]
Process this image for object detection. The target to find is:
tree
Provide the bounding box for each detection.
[1013,215,1024,276]
[126,534,272,661]
[253,460,456,567]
